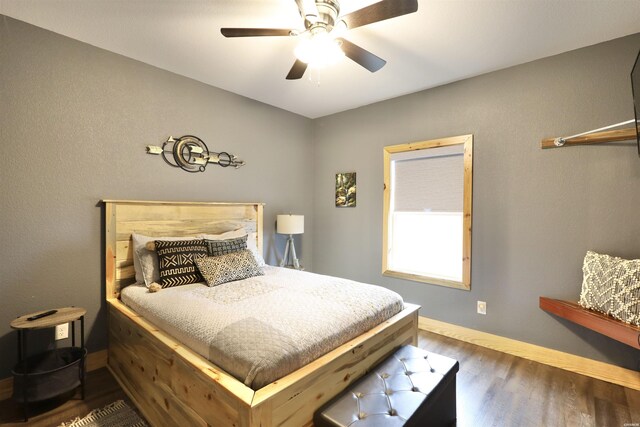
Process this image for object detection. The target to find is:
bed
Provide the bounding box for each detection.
[104,200,419,427]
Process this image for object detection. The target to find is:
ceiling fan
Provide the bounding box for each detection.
[221,0,419,80]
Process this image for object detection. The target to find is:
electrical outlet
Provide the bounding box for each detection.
[477,301,487,315]
[55,323,69,340]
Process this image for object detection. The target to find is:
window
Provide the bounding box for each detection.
[382,135,473,290]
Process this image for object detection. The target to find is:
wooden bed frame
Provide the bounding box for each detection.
[103,200,419,427]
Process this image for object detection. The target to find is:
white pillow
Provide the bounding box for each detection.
[132,233,197,287]
[199,229,266,267]
[246,232,267,267]
[198,228,247,240]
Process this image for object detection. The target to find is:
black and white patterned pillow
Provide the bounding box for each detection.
[155,239,208,288]
[205,235,248,257]
[579,251,640,326]
[195,250,264,287]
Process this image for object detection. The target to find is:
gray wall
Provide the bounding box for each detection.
[312,33,640,370]
[0,16,313,377]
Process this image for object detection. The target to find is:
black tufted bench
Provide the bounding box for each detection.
[314,345,459,427]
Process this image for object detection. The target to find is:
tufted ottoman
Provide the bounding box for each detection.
[314,345,459,427]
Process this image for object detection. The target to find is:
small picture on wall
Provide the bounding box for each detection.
[336,172,356,207]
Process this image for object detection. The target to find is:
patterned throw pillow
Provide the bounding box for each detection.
[132,233,197,287]
[200,231,266,267]
[205,235,248,257]
[579,251,640,326]
[195,250,264,287]
[155,239,208,288]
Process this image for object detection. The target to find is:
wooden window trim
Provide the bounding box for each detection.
[382,134,473,290]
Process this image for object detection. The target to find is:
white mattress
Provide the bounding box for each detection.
[120,266,404,389]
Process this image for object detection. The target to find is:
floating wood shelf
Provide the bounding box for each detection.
[540,297,640,350]
[541,127,636,149]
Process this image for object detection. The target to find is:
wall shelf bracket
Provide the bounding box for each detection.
[541,119,637,149]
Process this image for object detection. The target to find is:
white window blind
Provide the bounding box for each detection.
[391,144,464,213]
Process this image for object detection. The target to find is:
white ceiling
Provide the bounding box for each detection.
[2,0,640,118]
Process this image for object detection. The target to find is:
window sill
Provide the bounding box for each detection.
[382,269,470,290]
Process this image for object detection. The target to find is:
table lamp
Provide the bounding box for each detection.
[277,214,304,269]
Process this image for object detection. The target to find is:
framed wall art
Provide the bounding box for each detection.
[336,172,356,207]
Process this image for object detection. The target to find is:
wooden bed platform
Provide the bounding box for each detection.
[104,200,419,427]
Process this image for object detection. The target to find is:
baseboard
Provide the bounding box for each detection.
[0,349,108,401]
[418,316,640,391]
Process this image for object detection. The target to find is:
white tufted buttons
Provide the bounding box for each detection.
[315,346,459,427]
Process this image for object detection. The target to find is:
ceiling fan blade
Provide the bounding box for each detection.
[286,59,308,80]
[338,38,386,72]
[221,28,292,37]
[294,0,306,17]
[340,0,418,30]
[293,0,314,29]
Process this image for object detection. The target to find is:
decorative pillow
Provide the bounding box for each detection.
[132,233,197,287]
[155,239,208,288]
[579,251,640,326]
[205,235,248,257]
[200,229,266,267]
[195,250,264,287]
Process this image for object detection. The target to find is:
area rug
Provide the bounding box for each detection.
[58,400,147,427]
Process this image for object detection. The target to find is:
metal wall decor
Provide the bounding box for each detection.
[336,172,356,207]
[146,135,245,173]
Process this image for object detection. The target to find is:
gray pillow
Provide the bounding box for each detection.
[195,250,264,287]
[199,230,266,267]
[205,235,248,257]
[579,251,640,326]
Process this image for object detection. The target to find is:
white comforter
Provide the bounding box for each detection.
[121,266,404,389]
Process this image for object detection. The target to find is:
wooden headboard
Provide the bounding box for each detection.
[103,200,264,300]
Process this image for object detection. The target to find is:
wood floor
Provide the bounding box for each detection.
[418,331,640,427]
[1,330,638,426]
[0,368,130,426]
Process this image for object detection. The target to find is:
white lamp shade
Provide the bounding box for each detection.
[277,214,304,235]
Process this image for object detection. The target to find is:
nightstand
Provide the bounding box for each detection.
[10,307,87,421]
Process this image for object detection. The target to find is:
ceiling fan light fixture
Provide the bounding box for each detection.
[333,20,348,36]
[294,32,344,68]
